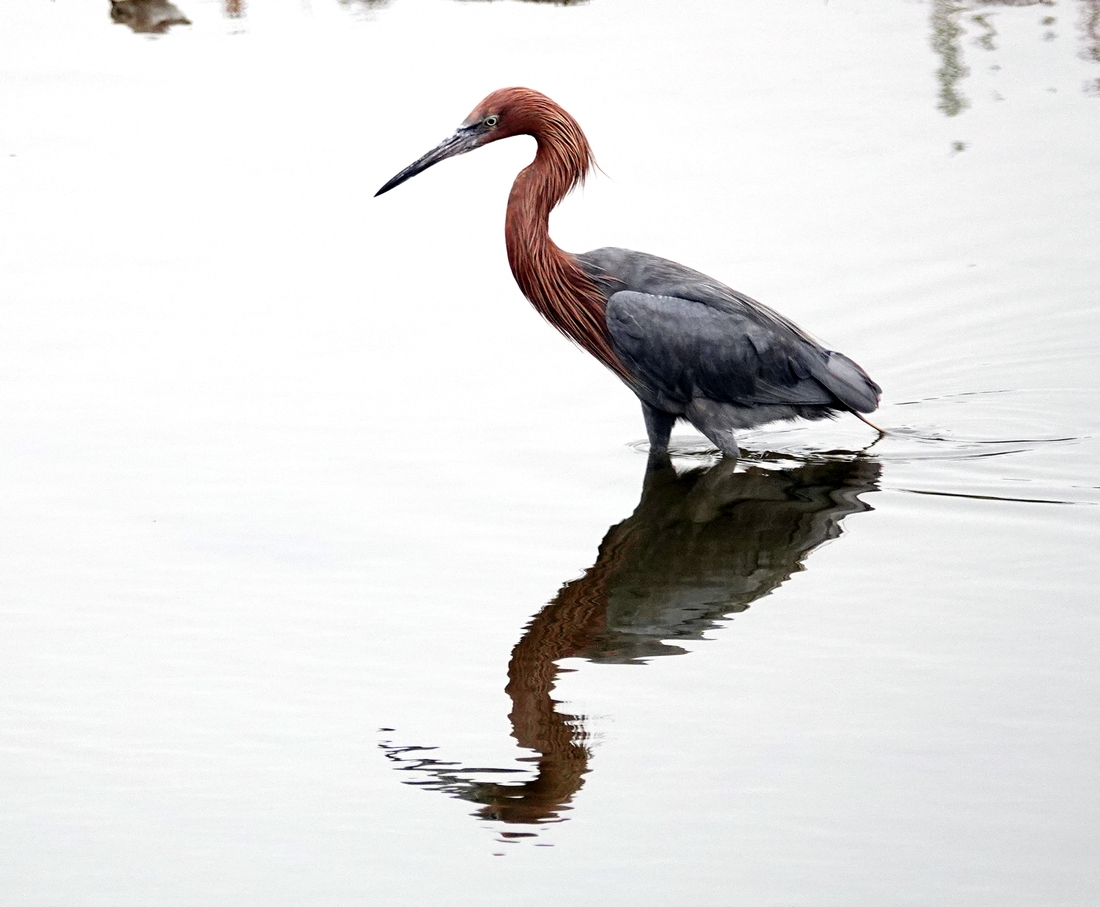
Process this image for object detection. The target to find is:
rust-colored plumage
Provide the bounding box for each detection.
[468,88,631,380]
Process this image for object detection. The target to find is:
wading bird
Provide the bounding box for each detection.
[376,88,881,457]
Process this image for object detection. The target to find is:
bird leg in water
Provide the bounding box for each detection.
[641,403,676,456]
[855,412,887,438]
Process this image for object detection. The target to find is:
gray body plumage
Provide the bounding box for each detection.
[574,247,881,456]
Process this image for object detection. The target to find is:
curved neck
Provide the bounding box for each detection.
[504,140,628,379]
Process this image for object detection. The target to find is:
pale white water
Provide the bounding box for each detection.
[1,1,1098,904]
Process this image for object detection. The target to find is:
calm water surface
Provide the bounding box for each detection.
[2,0,1098,904]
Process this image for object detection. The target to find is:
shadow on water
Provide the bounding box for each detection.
[379,452,881,837]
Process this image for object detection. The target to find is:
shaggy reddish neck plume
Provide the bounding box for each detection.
[470,88,628,378]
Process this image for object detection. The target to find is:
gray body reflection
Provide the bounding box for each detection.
[381,454,880,829]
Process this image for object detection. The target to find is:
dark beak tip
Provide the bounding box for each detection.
[375,173,411,197]
[374,129,473,201]
[375,174,404,197]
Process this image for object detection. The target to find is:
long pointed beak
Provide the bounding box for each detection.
[375,127,481,197]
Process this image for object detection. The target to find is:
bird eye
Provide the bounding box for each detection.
[484,115,499,127]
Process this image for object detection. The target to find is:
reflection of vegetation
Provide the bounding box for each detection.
[932,0,971,116]
[380,453,880,834]
[456,0,589,4]
[1084,0,1100,95]
[335,0,394,10]
[931,0,1100,114]
[110,0,190,33]
[972,12,997,50]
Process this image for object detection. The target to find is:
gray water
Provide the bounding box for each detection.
[2,0,1098,904]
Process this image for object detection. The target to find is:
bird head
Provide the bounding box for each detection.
[375,88,589,197]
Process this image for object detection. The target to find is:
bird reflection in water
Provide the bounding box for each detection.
[380,450,881,831]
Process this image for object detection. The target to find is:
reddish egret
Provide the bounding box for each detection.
[376,88,881,457]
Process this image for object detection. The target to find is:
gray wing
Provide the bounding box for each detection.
[606,291,878,413]
[578,247,880,413]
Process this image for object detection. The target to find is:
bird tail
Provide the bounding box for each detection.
[819,351,882,414]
